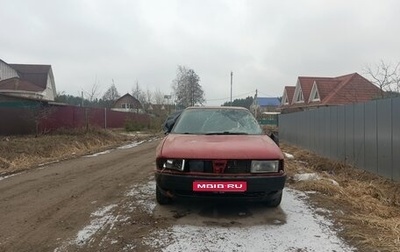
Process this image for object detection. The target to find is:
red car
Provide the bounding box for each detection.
[155,106,286,207]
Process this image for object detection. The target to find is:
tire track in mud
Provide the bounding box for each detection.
[0,139,160,252]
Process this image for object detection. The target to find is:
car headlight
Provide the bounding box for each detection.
[163,159,185,171]
[251,160,279,173]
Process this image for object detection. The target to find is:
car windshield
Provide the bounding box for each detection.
[171,108,263,135]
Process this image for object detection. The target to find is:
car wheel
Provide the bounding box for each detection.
[156,185,172,205]
[265,190,282,208]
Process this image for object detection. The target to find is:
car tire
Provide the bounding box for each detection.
[156,185,172,205]
[265,190,282,208]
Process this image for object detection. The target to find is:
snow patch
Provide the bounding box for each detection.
[293,173,340,186]
[84,150,112,157]
[0,172,24,181]
[284,152,294,159]
[126,179,156,214]
[293,173,320,181]
[117,140,145,150]
[73,204,117,246]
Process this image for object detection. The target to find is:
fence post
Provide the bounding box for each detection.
[104,108,107,129]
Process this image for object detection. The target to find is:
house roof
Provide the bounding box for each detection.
[113,93,143,108]
[8,64,51,89]
[256,97,280,106]
[0,77,44,92]
[312,79,340,101]
[297,76,333,102]
[324,73,381,104]
[281,72,382,111]
[115,93,134,101]
[282,86,295,105]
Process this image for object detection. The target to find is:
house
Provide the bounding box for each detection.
[249,97,281,126]
[252,97,281,112]
[0,59,57,101]
[112,93,143,113]
[280,73,382,113]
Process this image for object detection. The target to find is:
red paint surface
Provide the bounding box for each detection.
[158,134,283,160]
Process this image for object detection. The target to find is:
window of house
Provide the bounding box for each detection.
[282,94,289,105]
[294,87,304,103]
[309,83,320,102]
[121,103,132,109]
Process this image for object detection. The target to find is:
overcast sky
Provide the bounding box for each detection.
[1,0,399,105]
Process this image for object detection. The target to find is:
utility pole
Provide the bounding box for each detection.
[254,89,258,118]
[230,71,233,105]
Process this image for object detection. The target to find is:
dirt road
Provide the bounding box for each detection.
[0,138,354,252]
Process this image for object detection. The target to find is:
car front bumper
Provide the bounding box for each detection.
[155,171,286,200]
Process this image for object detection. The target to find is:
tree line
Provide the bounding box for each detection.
[55,65,206,109]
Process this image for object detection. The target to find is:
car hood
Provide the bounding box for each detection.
[157,134,284,160]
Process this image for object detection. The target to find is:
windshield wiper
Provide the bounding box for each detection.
[205,132,248,135]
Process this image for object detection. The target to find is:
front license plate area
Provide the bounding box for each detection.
[193,181,247,192]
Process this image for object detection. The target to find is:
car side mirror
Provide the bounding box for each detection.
[269,132,279,146]
[163,111,182,134]
[163,119,175,134]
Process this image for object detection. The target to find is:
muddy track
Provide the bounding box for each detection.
[0,139,160,252]
[0,138,356,252]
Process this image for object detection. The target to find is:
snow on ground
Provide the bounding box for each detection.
[74,204,118,246]
[0,172,24,181]
[84,140,145,158]
[284,152,295,159]
[56,147,353,251]
[126,180,157,214]
[144,187,354,252]
[62,179,354,251]
[117,140,145,150]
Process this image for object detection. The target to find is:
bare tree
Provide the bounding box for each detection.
[172,65,205,108]
[364,60,400,98]
[132,81,146,106]
[23,102,57,136]
[102,80,120,108]
[84,77,101,102]
[153,88,165,104]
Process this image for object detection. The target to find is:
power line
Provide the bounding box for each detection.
[258,90,282,97]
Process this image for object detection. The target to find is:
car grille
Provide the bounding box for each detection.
[187,160,251,173]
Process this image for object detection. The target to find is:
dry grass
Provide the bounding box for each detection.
[1,131,399,251]
[282,143,400,252]
[0,128,150,176]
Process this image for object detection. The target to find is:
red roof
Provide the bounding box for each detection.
[281,73,382,111]
[297,76,333,102]
[283,86,295,105]
[311,79,340,102]
[324,73,381,104]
